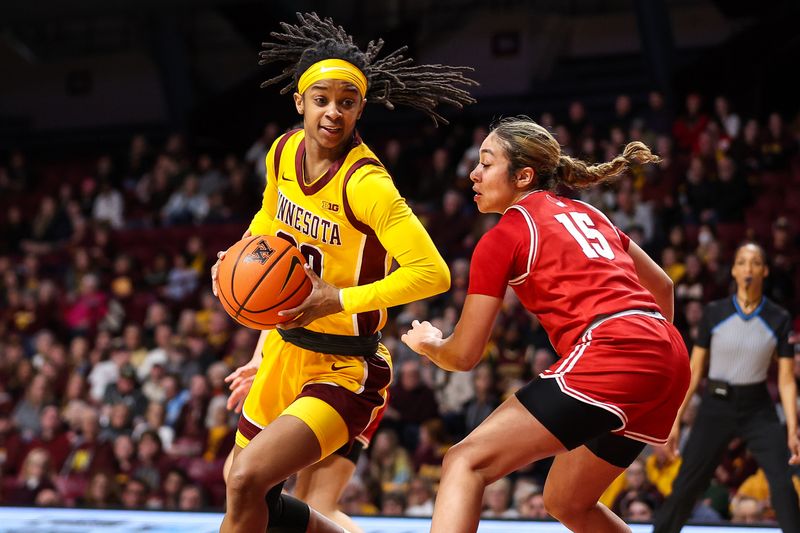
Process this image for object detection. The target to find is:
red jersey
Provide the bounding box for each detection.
[468,190,660,356]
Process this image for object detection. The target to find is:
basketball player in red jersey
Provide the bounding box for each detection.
[402,116,691,533]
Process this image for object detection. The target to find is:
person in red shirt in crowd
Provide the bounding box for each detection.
[403,116,690,532]
[23,405,71,472]
[672,92,709,155]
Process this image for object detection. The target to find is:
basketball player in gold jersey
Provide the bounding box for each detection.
[211,13,476,533]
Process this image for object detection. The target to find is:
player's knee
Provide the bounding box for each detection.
[226,462,265,502]
[543,490,590,522]
[441,441,487,481]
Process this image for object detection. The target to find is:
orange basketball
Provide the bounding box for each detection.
[216,235,312,329]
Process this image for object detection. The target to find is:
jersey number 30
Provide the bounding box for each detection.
[554,212,615,260]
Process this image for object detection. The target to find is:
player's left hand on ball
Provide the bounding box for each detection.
[277,265,343,329]
[400,319,442,355]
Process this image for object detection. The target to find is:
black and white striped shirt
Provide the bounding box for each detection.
[697,295,793,385]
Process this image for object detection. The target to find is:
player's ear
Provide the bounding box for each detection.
[357,96,366,120]
[294,92,304,115]
[516,167,535,189]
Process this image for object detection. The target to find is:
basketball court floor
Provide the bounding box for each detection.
[0,507,782,532]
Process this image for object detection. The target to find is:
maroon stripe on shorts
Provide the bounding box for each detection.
[237,414,262,443]
[297,353,392,442]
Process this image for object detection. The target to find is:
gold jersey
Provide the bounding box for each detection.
[249,129,449,336]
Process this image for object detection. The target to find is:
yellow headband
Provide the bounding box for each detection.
[297,59,368,96]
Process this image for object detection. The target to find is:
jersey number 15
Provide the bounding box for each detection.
[554,212,615,260]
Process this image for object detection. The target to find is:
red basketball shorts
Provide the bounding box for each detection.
[540,311,691,445]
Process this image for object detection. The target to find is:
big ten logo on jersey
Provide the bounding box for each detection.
[244,239,275,264]
[321,200,340,213]
[554,211,615,260]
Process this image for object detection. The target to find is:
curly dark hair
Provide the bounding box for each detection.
[258,12,478,125]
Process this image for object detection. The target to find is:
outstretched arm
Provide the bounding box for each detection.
[402,293,502,372]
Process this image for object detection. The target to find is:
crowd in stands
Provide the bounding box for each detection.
[1,89,800,524]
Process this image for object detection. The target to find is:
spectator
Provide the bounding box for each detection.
[386,360,440,451]
[132,430,171,492]
[172,374,210,456]
[367,428,413,493]
[380,490,407,516]
[92,180,124,229]
[120,477,149,509]
[734,468,800,523]
[87,340,130,403]
[714,156,750,223]
[138,323,172,381]
[195,154,225,196]
[712,95,741,141]
[610,183,655,246]
[161,174,209,226]
[641,90,672,138]
[161,373,189,427]
[78,470,119,508]
[412,418,450,481]
[62,406,112,478]
[110,433,137,485]
[730,118,763,175]
[103,364,147,420]
[607,93,635,137]
[162,253,199,303]
[674,254,708,304]
[179,483,207,510]
[338,476,379,517]
[404,476,435,517]
[24,196,72,253]
[608,458,664,517]
[427,189,475,260]
[160,467,189,510]
[12,374,51,440]
[1,205,29,255]
[244,122,280,181]
[417,147,454,204]
[673,92,710,154]
[64,273,109,337]
[730,495,767,524]
[0,409,25,477]
[25,405,71,471]
[99,403,133,442]
[6,447,56,505]
[565,100,593,144]
[143,252,171,290]
[481,477,519,518]
[132,401,174,452]
[760,112,795,171]
[518,490,549,519]
[621,494,656,522]
[461,362,499,436]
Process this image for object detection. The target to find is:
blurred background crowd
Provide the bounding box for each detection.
[2,88,799,524]
[2,0,800,526]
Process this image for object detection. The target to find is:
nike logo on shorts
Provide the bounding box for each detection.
[331,363,353,371]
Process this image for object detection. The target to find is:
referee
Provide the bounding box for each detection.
[654,242,800,532]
